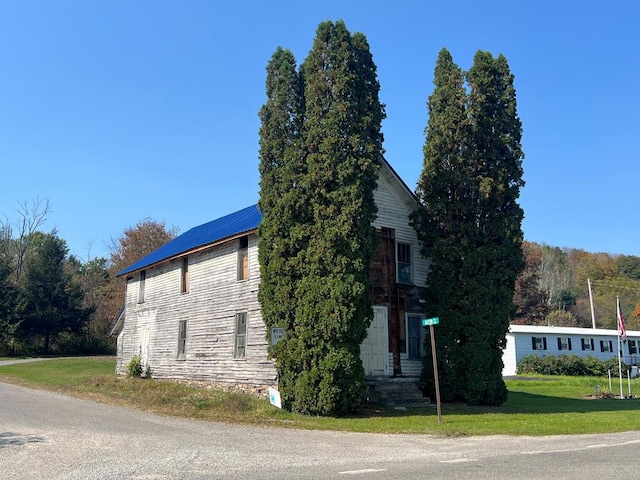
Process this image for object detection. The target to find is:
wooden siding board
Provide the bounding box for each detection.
[117,234,277,385]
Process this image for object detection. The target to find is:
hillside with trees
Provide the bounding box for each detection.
[514,241,640,330]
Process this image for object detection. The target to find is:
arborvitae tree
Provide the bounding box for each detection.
[258,21,385,415]
[257,47,308,405]
[414,49,524,406]
[20,232,92,354]
[413,48,471,404]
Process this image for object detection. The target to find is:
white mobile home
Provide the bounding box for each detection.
[503,324,640,376]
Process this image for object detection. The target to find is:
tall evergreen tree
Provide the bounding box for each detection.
[20,232,92,354]
[258,21,385,415]
[257,47,308,406]
[414,49,524,406]
[0,253,23,354]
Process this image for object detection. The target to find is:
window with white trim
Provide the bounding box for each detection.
[532,337,547,350]
[628,340,638,355]
[397,242,412,284]
[557,337,572,351]
[600,340,614,353]
[177,320,187,360]
[406,314,425,359]
[234,312,247,359]
[581,338,595,351]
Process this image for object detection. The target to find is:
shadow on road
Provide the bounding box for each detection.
[0,432,46,448]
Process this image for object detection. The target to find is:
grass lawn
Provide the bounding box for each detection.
[1,357,640,436]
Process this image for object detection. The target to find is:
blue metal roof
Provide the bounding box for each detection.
[117,204,262,277]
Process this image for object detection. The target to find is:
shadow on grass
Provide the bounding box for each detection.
[352,391,640,419]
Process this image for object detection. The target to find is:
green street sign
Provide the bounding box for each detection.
[422,317,440,326]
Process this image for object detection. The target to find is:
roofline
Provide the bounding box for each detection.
[116,229,257,278]
[508,324,640,337]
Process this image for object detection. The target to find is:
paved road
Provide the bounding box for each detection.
[2,381,640,479]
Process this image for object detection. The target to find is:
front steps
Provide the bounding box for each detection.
[366,377,432,409]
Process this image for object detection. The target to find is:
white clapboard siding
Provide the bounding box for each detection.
[117,234,278,385]
[373,167,429,287]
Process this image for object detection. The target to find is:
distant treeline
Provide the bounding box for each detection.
[513,241,640,329]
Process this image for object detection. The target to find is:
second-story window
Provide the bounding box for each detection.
[237,236,249,281]
[138,270,146,303]
[397,242,412,284]
[181,257,189,294]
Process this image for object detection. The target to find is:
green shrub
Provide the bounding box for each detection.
[127,355,143,377]
[517,354,627,376]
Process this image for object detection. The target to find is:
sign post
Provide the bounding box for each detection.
[422,317,442,424]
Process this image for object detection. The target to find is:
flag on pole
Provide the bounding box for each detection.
[617,296,627,342]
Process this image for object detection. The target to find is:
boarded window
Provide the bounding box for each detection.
[234,312,247,359]
[177,320,187,360]
[181,257,189,294]
[237,236,249,281]
[397,242,412,284]
[138,270,146,303]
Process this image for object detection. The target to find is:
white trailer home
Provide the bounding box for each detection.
[503,324,640,376]
[111,158,430,389]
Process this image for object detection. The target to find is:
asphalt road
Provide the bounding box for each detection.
[2,381,640,479]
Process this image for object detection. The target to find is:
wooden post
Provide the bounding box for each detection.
[429,324,442,424]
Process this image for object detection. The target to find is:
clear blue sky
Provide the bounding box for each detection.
[1,1,638,261]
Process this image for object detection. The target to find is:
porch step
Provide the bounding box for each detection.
[366,377,432,409]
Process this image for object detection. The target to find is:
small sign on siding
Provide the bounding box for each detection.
[268,387,282,408]
[270,327,285,346]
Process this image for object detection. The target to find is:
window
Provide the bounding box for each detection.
[581,338,595,351]
[629,340,638,355]
[557,337,572,351]
[600,340,613,353]
[397,242,412,284]
[407,314,424,359]
[237,236,249,281]
[177,320,187,360]
[138,270,146,303]
[181,257,189,294]
[532,337,547,350]
[234,312,247,359]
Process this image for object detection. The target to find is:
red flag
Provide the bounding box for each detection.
[617,297,627,341]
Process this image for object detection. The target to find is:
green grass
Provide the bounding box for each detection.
[2,357,640,436]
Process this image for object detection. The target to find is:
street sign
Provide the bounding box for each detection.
[422,317,440,326]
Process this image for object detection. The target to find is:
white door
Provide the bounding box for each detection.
[360,306,389,376]
[140,326,150,369]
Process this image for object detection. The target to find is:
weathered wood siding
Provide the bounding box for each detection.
[370,165,429,377]
[116,234,277,386]
[373,169,429,287]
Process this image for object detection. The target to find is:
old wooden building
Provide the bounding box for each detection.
[112,158,428,387]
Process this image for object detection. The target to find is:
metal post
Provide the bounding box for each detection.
[588,279,596,329]
[430,325,442,424]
